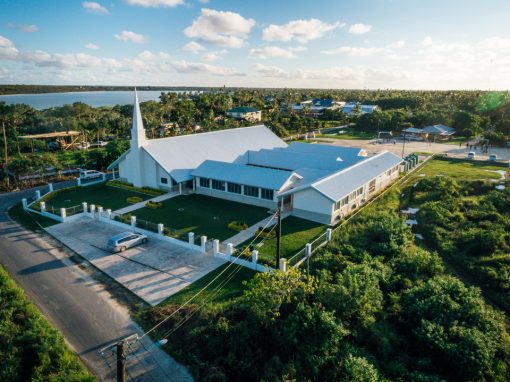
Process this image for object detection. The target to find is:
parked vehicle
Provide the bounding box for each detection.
[107,232,148,253]
[467,151,476,159]
[506,141,510,148]
[79,169,102,180]
[76,142,90,150]
[489,154,497,161]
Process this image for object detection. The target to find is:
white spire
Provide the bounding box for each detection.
[132,88,147,148]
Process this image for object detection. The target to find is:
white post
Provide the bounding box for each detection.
[112,168,116,180]
[97,206,104,221]
[102,173,106,181]
[48,183,53,192]
[212,239,219,255]
[22,198,28,210]
[305,243,312,258]
[90,204,96,214]
[326,228,332,241]
[279,258,287,273]
[106,208,112,220]
[77,177,81,186]
[200,236,207,253]
[130,215,136,229]
[226,243,234,260]
[188,232,195,246]
[82,202,88,214]
[60,208,67,220]
[252,249,258,264]
[158,223,164,235]
[179,183,183,195]
[40,201,46,212]
[35,190,41,200]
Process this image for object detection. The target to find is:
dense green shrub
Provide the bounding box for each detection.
[227,220,248,231]
[126,196,143,204]
[145,200,162,209]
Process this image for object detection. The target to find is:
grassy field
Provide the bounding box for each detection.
[240,216,327,266]
[130,194,270,241]
[318,127,375,140]
[40,182,152,211]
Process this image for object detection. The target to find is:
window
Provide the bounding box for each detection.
[369,179,376,193]
[244,185,259,197]
[334,201,341,211]
[349,191,356,202]
[160,177,168,184]
[212,179,225,191]
[199,177,210,188]
[341,196,349,207]
[261,188,274,200]
[356,187,364,196]
[227,182,241,194]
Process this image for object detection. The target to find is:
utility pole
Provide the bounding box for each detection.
[116,341,126,382]
[401,130,406,158]
[275,205,282,270]
[2,121,9,189]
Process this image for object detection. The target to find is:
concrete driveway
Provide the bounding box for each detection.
[46,216,225,305]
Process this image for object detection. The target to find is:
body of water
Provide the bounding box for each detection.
[0,90,194,109]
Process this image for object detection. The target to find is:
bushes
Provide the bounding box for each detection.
[107,180,165,196]
[227,220,248,231]
[0,266,93,382]
[146,200,162,209]
[255,225,276,239]
[126,196,143,204]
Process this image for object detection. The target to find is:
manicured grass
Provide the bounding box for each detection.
[159,263,256,306]
[40,182,153,211]
[130,194,270,241]
[242,216,327,266]
[318,127,375,140]
[404,157,508,183]
[9,202,58,229]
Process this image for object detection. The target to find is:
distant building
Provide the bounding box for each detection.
[402,124,455,141]
[226,106,262,122]
[342,102,380,116]
[291,99,345,116]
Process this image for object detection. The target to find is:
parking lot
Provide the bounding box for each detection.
[45,216,225,305]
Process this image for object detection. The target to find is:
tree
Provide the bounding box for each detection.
[453,111,482,137]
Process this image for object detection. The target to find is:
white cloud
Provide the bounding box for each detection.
[115,30,146,43]
[136,50,171,60]
[170,60,244,76]
[202,52,221,61]
[262,19,344,43]
[184,8,256,48]
[7,23,38,32]
[250,46,305,59]
[254,63,290,77]
[348,23,372,34]
[422,36,433,46]
[82,1,109,14]
[388,40,405,49]
[84,43,99,50]
[125,0,185,7]
[0,35,19,60]
[198,0,209,3]
[321,46,387,56]
[183,41,206,53]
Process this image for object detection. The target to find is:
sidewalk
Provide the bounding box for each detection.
[223,211,290,247]
[113,191,178,214]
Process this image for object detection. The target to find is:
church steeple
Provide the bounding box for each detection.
[131,88,147,148]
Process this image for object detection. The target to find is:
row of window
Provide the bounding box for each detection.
[199,178,274,200]
[334,186,365,211]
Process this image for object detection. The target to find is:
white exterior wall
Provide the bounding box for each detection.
[292,188,333,225]
[118,149,170,190]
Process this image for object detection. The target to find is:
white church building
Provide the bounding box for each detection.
[108,91,403,225]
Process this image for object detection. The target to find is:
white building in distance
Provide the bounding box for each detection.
[109,91,402,225]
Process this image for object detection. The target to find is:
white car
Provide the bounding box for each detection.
[489,154,497,161]
[79,169,102,180]
[107,232,148,253]
[467,151,476,160]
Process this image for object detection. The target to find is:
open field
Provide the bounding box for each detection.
[318,127,375,140]
[129,194,270,241]
[39,182,152,211]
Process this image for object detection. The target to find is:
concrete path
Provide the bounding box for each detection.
[0,187,192,381]
[223,212,290,247]
[113,191,178,215]
[46,215,225,305]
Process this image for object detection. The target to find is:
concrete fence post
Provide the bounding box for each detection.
[200,236,207,253]
[97,206,104,221]
[188,232,195,246]
[35,190,41,200]
[77,177,81,186]
[22,198,28,210]
[82,202,88,214]
[326,228,332,242]
[48,183,53,192]
[106,209,112,220]
[40,201,46,212]
[212,239,219,255]
[130,215,136,229]
[102,173,106,181]
[305,243,312,258]
[279,258,287,273]
[90,204,96,215]
[60,208,67,220]
[226,243,234,260]
[157,223,164,235]
[252,249,258,264]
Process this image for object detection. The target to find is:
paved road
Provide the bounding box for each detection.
[0,183,192,382]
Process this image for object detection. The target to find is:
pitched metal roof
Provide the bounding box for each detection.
[107,149,130,170]
[142,125,287,183]
[422,124,455,135]
[227,106,260,113]
[191,160,294,190]
[311,151,403,201]
[284,142,366,163]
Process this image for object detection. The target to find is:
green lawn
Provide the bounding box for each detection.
[240,216,327,267]
[129,194,270,241]
[404,157,508,184]
[318,127,375,140]
[159,263,256,307]
[40,182,153,211]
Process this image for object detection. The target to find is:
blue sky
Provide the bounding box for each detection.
[1,0,510,89]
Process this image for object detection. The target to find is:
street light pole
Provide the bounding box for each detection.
[275,204,282,270]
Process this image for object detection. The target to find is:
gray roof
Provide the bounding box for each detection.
[142,125,287,183]
[311,151,403,201]
[284,142,366,163]
[422,124,455,135]
[402,127,424,134]
[191,160,294,190]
